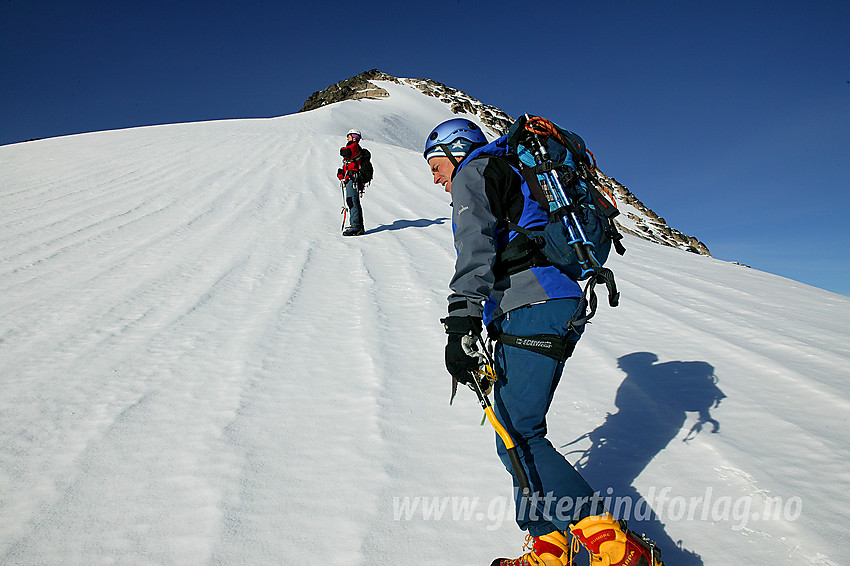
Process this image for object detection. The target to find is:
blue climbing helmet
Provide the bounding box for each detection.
[423,118,488,165]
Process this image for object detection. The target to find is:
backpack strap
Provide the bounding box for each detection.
[496,222,550,278]
[503,156,553,213]
[585,183,626,256]
[475,153,551,213]
[567,265,620,331]
[468,153,553,278]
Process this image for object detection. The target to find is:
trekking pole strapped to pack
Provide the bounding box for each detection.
[507,115,623,316]
[524,117,603,277]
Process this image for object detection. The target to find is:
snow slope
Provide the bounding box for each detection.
[1,80,848,565]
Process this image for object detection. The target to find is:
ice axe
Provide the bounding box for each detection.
[468,330,532,500]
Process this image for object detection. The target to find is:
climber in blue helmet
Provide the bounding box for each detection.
[423,117,662,566]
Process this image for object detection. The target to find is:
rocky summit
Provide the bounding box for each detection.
[300,69,395,112]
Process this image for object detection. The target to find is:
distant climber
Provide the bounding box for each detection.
[338,128,366,236]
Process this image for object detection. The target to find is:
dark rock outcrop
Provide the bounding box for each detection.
[300,70,398,112]
[402,77,514,135]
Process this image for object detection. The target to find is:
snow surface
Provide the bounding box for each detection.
[1,80,848,565]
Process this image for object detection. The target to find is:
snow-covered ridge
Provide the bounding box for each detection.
[1,71,848,565]
[303,70,710,255]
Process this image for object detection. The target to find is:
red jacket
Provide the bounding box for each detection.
[337,140,362,182]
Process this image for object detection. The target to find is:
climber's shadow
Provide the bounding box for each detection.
[564,352,726,566]
[367,217,448,234]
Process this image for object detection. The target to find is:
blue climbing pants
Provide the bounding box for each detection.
[492,298,596,536]
[344,178,364,230]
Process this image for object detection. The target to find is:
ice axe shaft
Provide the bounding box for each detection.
[470,332,532,499]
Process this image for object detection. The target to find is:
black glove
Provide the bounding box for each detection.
[441,316,483,386]
[337,168,344,177]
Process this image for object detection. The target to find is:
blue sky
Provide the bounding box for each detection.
[2,0,848,296]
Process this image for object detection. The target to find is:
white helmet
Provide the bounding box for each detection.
[347,129,362,140]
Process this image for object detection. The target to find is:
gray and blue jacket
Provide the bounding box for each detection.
[447,136,581,326]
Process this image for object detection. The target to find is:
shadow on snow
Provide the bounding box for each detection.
[564,351,726,566]
[366,217,449,234]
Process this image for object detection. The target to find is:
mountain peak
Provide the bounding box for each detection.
[301,70,709,256]
[300,70,514,135]
[300,69,397,113]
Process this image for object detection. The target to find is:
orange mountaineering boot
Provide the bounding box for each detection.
[569,513,663,566]
[490,531,572,566]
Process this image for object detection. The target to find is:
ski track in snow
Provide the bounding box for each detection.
[2,81,849,565]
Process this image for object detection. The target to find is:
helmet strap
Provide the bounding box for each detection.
[439,144,461,168]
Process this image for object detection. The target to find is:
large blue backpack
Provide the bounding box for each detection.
[482,115,626,321]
